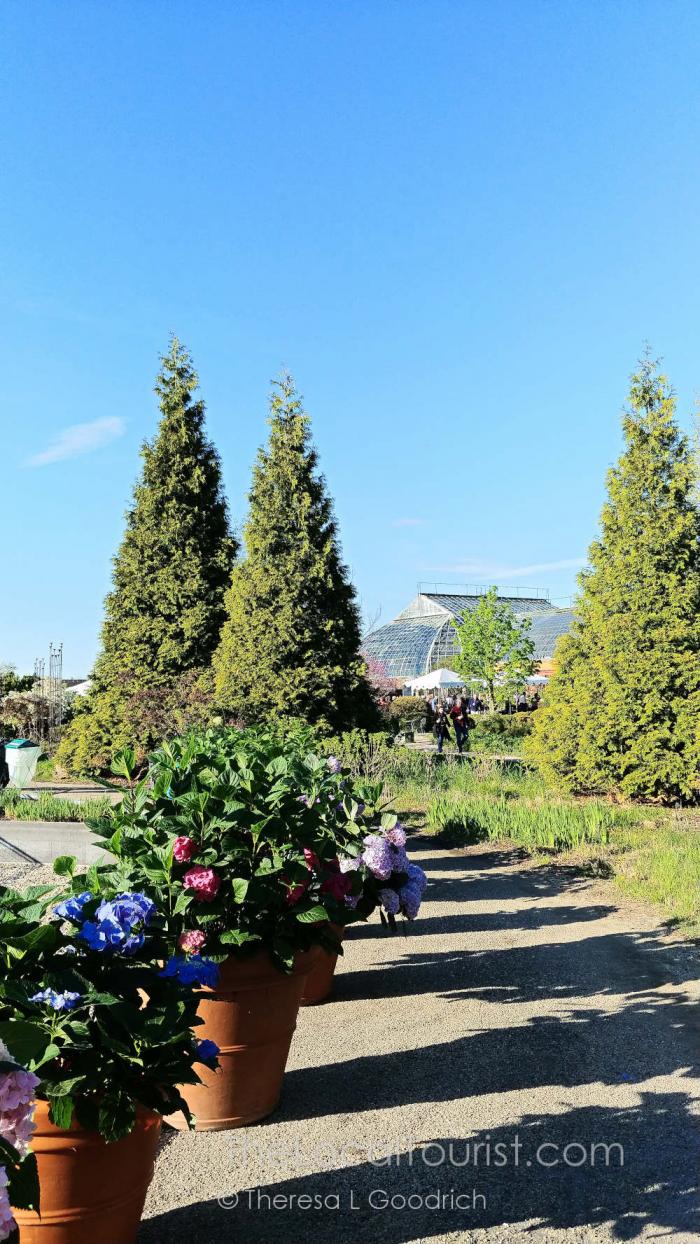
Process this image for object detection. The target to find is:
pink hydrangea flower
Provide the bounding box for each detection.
[178,929,207,954]
[183,866,221,903]
[173,836,197,863]
[0,1052,39,1160]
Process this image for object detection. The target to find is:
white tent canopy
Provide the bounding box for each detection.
[405,668,464,692]
[526,674,549,685]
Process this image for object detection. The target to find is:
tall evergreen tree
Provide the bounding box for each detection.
[58,338,236,772]
[526,355,700,800]
[214,375,376,731]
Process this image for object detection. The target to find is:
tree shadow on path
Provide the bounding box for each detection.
[140,1093,700,1244]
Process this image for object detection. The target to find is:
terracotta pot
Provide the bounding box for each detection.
[301,924,345,1005]
[13,1101,161,1244]
[167,946,320,1131]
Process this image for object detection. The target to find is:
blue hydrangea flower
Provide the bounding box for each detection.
[160,955,220,989]
[196,1039,220,1062]
[79,916,125,953]
[399,882,422,920]
[53,892,93,924]
[96,893,155,930]
[406,862,428,894]
[30,988,82,1011]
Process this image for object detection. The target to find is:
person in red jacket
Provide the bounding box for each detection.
[449,696,472,754]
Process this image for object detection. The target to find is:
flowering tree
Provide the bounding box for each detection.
[364,657,395,701]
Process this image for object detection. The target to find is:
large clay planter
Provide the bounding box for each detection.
[13,1101,161,1244]
[301,924,345,1005]
[167,946,320,1131]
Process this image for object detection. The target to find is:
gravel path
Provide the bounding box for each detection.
[137,844,700,1243]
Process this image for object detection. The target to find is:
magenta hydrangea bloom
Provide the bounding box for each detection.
[178,929,207,954]
[183,865,221,903]
[173,836,197,863]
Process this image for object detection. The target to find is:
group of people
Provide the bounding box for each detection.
[431,696,474,755]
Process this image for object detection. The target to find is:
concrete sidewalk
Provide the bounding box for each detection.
[0,821,111,867]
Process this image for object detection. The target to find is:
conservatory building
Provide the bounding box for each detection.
[362,591,573,682]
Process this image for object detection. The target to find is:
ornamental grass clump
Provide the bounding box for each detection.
[0,882,220,1142]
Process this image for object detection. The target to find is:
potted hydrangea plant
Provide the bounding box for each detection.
[60,726,379,1130]
[61,726,428,1124]
[0,882,219,1244]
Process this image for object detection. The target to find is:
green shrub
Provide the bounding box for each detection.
[470,713,534,753]
[381,697,428,733]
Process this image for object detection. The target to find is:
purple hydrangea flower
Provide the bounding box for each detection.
[385,823,407,848]
[361,834,395,880]
[378,888,400,916]
[344,893,360,909]
[196,1039,220,1062]
[339,855,361,873]
[326,756,341,774]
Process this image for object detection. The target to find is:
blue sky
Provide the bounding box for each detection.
[2,1,700,676]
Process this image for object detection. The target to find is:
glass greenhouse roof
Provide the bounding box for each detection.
[363,594,574,680]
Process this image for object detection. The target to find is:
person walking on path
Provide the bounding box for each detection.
[434,704,451,754]
[449,696,472,754]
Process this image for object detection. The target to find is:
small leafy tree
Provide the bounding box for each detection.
[453,587,536,710]
[526,355,700,801]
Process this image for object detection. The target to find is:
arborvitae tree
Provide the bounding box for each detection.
[214,375,376,731]
[58,338,236,773]
[526,355,700,801]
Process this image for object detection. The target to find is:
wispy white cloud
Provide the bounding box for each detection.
[392,517,426,528]
[426,557,585,580]
[27,417,126,467]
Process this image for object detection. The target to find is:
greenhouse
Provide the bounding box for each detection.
[362,591,573,680]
